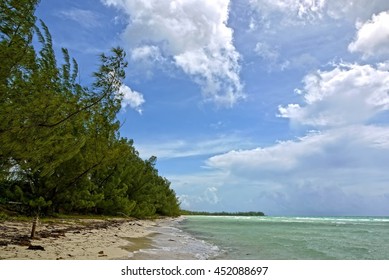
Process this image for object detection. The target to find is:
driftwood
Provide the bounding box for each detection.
[27,245,45,251]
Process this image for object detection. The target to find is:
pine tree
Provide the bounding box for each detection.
[1,1,181,237]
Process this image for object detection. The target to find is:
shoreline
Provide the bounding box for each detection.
[0,217,168,260]
[0,216,220,260]
[128,217,219,260]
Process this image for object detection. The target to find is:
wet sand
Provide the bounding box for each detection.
[128,217,220,260]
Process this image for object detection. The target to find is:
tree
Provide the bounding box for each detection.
[0,0,38,88]
[1,1,180,239]
[1,1,128,234]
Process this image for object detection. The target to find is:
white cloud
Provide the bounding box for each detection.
[59,8,101,29]
[102,0,244,107]
[203,125,389,215]
[98,0,389,215]
[249,0,326,21]
[180,59,389,215]
[131,45,164,63]
[119,84,145,114]
[204,186,220,204]
[278,62,389,127]
[136,134,253,160]
[249,0,389,23]
[325,0,389,21]
[348,11,389,59]
[254,42,280,62]
[377,61,389,71]
[170,171,228,211]
[207,126,389,173]
[253,43,319,71]
[177,186,222,211]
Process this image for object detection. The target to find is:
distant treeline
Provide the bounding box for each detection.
[0,1,180,223]
[180,210,265,216]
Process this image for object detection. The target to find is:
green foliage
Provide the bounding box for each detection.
[0,1,180,219]
[0,212,8,221]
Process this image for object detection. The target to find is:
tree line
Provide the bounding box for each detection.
[180,210,265,216]
[0,0,181,222]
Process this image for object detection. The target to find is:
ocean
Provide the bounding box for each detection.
[176,216,389,260]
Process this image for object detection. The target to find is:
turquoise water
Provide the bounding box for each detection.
[178,216,389,260]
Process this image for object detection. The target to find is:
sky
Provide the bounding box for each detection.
[35,0,389,216]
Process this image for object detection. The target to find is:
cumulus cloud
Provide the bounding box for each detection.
[197,60,389,215]
[119,84,145,114]
[177,187,220,210]
[377,61,389,71]
[207,126,389,173]
[348,11,389,59]
[249,0,389,23]
[130,45,164,63]
[102,0,244,107]
[278,62,389,127]
[171,172,227,211]
[204,125,389,215]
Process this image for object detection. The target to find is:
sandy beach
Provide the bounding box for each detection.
[0,217,167,260]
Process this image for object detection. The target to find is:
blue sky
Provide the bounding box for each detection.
[36,0,389,216]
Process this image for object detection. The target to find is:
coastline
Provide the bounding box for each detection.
[128,216,219,260]
[0,216,220,260]
[0,217,170,260]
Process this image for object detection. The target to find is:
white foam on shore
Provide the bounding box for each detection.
[129,217,220,260]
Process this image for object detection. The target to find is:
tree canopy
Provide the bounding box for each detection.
[0,0,181,219]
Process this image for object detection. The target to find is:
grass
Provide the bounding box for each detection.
[0,212,9,222]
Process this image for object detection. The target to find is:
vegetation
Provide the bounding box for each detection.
[180,210,265,216]
[0,0,180,236]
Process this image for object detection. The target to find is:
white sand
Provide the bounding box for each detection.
[0,218,161,260]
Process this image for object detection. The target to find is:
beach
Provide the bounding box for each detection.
[0,217,175,260]
[2,215,389,260]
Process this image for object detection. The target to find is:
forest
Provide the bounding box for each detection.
[0,0,181,220]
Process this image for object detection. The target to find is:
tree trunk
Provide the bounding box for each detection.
[30,214,39,239]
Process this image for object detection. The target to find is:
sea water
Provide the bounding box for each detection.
[128,218,220,259]
[177,216,389,260]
